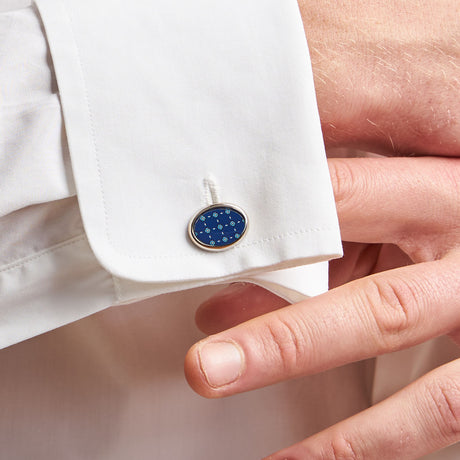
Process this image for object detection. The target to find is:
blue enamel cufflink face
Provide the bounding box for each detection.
[188,204,248,251]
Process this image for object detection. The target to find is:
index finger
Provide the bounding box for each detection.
[185,256,459,398]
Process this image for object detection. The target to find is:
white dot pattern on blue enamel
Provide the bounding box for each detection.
[191,205,247,249]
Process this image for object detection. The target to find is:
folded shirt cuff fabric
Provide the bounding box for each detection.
[0,2,342,349]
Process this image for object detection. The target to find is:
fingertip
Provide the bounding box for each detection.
[194,308,219,336]
[194,283,251,334]
[194,299,229,336]
[195,283,288,334]
[184,342,218,398]
[184,339,245,399]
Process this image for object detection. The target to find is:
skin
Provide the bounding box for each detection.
[300,0,460,156]
[185,1,460,459]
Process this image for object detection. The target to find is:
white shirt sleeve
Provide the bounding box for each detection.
[0,0,341,348]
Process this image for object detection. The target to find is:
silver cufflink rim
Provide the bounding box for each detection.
[188,203,249,252]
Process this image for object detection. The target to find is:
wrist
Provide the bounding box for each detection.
[298,0,460,156]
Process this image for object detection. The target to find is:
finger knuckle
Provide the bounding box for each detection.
[328,159,358,208]
[323,434,363,460]
[363,277,421,351]
[425,377,460,442]
[260,314,311,374]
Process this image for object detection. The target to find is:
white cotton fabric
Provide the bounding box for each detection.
[0,286,376,460]
[0,3,338,348]
[0,6,74,218]
[34,0,342,283]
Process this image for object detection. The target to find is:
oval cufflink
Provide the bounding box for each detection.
[188,204,248,251]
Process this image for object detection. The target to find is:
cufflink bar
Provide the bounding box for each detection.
[188,204,248,251]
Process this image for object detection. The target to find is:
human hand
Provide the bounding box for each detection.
[185,156,460,459]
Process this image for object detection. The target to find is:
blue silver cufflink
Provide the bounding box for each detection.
[188,204,248,251]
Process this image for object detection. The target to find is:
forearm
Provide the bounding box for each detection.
[298,0,460,156]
